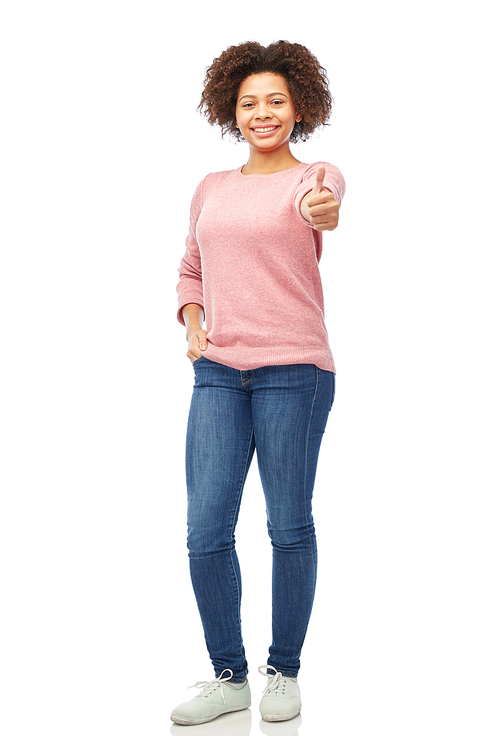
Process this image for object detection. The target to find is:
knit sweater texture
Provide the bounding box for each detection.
[177,161,345,372]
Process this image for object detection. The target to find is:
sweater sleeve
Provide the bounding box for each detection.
[176,179,205,325]
[293,161,346,226]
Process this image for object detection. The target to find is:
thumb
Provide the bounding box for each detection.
[198,333,207,350]
[311,164,325,197]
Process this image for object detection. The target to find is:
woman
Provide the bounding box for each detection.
[171,40,345,725]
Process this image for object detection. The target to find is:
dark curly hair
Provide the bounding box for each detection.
[198,41,333,143]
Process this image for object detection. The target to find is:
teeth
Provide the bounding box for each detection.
[253,126,277,132]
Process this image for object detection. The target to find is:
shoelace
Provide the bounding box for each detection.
[190,668,234,705]
[258,665,287,695]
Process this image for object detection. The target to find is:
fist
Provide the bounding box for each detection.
[187,329,208,362]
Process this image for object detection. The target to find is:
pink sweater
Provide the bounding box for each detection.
[177,161,345,372]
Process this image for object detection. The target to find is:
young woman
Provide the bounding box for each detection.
[171,40,345,725]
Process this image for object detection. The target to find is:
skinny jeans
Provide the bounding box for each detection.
[186,357,334,681]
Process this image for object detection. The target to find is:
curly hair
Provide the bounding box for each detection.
[198,40,333,143]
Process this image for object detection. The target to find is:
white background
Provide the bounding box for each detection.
[1,1,499,735]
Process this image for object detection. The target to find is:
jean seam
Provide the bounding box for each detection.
[302,366,319,521]
[227,550,244,672]
[228,425,255,669]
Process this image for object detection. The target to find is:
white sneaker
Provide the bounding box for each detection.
[170,669,251,725]
[258,665,301,722]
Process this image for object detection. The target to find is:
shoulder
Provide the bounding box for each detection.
[190,167,240,198]
[188,168,242,218]
[203,167,241,186]
[192,167,241,189]
[189,167,236,198]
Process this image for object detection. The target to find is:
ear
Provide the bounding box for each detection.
[295,113,303,123]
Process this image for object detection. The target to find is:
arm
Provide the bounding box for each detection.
[177,180,205,325]
[300,165,340,232]
[182,303,208,362]
[177,182,208,362]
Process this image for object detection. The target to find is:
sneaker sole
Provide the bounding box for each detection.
[171,704,250,725]
[261,709,301,722]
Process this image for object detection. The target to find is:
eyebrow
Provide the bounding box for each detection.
[239,92,288,101]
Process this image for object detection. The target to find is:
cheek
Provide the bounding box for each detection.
[235,111,246,129]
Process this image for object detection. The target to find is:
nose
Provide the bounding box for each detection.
[254,103,272,120]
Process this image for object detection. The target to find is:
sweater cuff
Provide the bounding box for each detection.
[177,301,205,326]
[293,181,341,227]
[293,163,344,225]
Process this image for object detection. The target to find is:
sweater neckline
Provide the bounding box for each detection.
[237,162,307,178]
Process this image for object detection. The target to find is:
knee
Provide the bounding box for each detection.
[187,524,235,559]
[267,522,316,550]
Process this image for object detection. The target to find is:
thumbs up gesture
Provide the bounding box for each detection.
[300,165,340,231]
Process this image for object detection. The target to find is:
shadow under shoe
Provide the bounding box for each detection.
[171,708,252,735]
[259,713,302,735]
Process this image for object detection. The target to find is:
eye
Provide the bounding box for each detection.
[271,100,284,105]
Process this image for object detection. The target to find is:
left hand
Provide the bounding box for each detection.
[301,165,340,231]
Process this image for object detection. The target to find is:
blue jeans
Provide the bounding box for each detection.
[186,357,335,681]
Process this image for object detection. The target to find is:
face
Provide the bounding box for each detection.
[235,73,302,153]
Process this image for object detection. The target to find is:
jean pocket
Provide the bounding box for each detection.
[191,355,205,367]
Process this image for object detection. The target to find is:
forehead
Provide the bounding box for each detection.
[237,73,289,98]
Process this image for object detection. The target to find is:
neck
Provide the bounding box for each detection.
[241,146,301,175]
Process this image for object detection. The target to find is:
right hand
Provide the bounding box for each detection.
[187,328,208,362]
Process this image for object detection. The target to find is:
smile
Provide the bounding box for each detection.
[252,126,279,133]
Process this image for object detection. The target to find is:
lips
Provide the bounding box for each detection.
[251,126,279,132]
[250,125,281,138]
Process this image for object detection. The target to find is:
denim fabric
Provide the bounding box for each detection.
[186,357,335,681]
